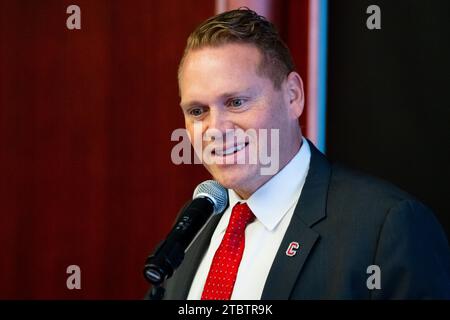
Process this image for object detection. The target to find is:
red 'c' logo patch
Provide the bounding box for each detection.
[286,242,300,257]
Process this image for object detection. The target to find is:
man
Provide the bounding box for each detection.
[147,8,450,299]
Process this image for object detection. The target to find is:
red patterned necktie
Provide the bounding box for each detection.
[201,202,255,300]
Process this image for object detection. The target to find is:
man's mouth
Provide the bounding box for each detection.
[213,142,249,156]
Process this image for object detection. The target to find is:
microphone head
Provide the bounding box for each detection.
[193,180,228,215]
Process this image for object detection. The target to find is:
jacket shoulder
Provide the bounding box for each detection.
[328,164,419,213]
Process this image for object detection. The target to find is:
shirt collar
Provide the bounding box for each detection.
[221,137,311,232]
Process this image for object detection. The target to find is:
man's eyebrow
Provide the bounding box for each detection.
[220,89,253,99]
[180,101,205,109]
[180,88,255,109]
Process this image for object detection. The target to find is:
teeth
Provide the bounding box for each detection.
[216,143,246,156]
[235,144,245,151]
[222,146,236,155]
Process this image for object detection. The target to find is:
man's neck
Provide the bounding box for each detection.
[233,135,304,200]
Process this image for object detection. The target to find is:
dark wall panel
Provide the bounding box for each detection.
[326,0,450,237]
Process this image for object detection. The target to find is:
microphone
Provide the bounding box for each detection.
[143,180,228,287]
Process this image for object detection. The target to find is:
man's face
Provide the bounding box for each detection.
[179,43,304,198]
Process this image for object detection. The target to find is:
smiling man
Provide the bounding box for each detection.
[148,8,450,300]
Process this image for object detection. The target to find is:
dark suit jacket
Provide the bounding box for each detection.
[147,141,450,299]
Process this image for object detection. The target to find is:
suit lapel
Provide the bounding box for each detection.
[163,213,222,299]
[261,141,331,299]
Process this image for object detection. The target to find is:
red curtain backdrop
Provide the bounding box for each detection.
[0,0,309,299]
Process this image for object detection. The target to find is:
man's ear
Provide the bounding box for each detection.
[285,72,305,119]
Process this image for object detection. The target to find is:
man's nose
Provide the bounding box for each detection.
[205,108,234,133]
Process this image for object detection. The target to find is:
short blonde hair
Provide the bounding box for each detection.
[178,8,295,89]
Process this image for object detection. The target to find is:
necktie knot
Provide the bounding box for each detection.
[227,203,255,234]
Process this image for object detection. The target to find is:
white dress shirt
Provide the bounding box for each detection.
[187,138,311,300]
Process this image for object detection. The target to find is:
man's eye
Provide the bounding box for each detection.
[189,108,204,117]
[228,98,246,108]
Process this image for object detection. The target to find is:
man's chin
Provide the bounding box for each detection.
[208,166,258,194]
